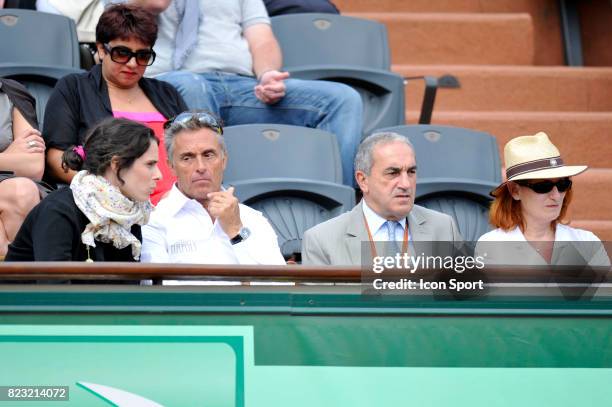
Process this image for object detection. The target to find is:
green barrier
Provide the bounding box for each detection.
[0,264,611,406]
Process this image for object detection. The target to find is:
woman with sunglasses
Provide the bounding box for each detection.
[476,132,609,266]
[43,4,187,204]
[6,118,161,262]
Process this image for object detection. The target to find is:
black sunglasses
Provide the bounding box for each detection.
[163,111,223,134]
[103,43,156,66]
[516,178,572,194]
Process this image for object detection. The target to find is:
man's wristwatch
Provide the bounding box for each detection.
[230,227,251,245]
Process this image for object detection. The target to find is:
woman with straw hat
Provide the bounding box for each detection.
[476,132,609,266]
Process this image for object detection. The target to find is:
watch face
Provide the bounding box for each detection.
[240,227,251,240]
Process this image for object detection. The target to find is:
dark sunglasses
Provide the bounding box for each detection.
[516,178,572,194]
[103,43,156,66]
[164,111,223,134]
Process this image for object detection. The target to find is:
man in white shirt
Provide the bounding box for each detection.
[302,132,463,266]
[141,111,285,265]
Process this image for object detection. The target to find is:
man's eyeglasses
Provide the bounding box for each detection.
[103,43,156,66]
[164,111,223,135]
[515,178,572,194]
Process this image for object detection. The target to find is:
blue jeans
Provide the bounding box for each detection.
[156,71,363,186]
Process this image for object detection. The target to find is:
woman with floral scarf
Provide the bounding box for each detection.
[5,118,161,261]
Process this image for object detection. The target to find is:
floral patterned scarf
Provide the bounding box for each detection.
[70,171,152,260]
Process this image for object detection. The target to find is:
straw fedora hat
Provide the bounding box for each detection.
[491,132,587,196]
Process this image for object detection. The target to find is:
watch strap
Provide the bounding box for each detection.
[230,233,243,245]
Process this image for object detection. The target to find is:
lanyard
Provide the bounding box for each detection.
[362,214,409,258]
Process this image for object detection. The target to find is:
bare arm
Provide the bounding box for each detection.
[128,0,171,14]
[0,108,45,179]
[46,148,75,184]
[244,24,290,105]
[244,23,283,79]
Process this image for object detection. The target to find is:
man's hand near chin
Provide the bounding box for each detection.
[254,70,290,105]
[207,186,243,238]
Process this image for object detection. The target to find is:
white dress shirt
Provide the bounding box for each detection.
[141,185,285,265]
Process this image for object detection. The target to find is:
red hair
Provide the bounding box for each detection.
[489,182,573,231]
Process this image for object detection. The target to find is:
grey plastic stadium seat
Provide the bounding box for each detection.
[375,125,502,241]
[0,9,80,68]
[223,124,355,258]
[223,123,342,183]
[0,64,84,128]
[272,13,391,70]
[271,13,405,137]
[418,195,492,245]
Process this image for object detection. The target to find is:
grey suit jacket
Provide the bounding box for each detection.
[302,201,464,266]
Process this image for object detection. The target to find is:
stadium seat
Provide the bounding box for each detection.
[272,13,392,70]
[0,9,80,68]
[271,13,406,137]
[374,124,502,241]
[0,64,84,128]
[79,44,96,71]
[223,124,355,259]
[224,123,343,183]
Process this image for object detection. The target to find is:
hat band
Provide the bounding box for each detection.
[506,156,564,179]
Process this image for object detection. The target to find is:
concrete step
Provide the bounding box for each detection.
[339,0,611,67]
[568,169,612,221]
[399,65,612,112]
[347,12,534,65]
[404,111,612,168]
[336,0,556,13]
[568,220,612,241]
[339,0,563,65]
[336,0,484,12]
